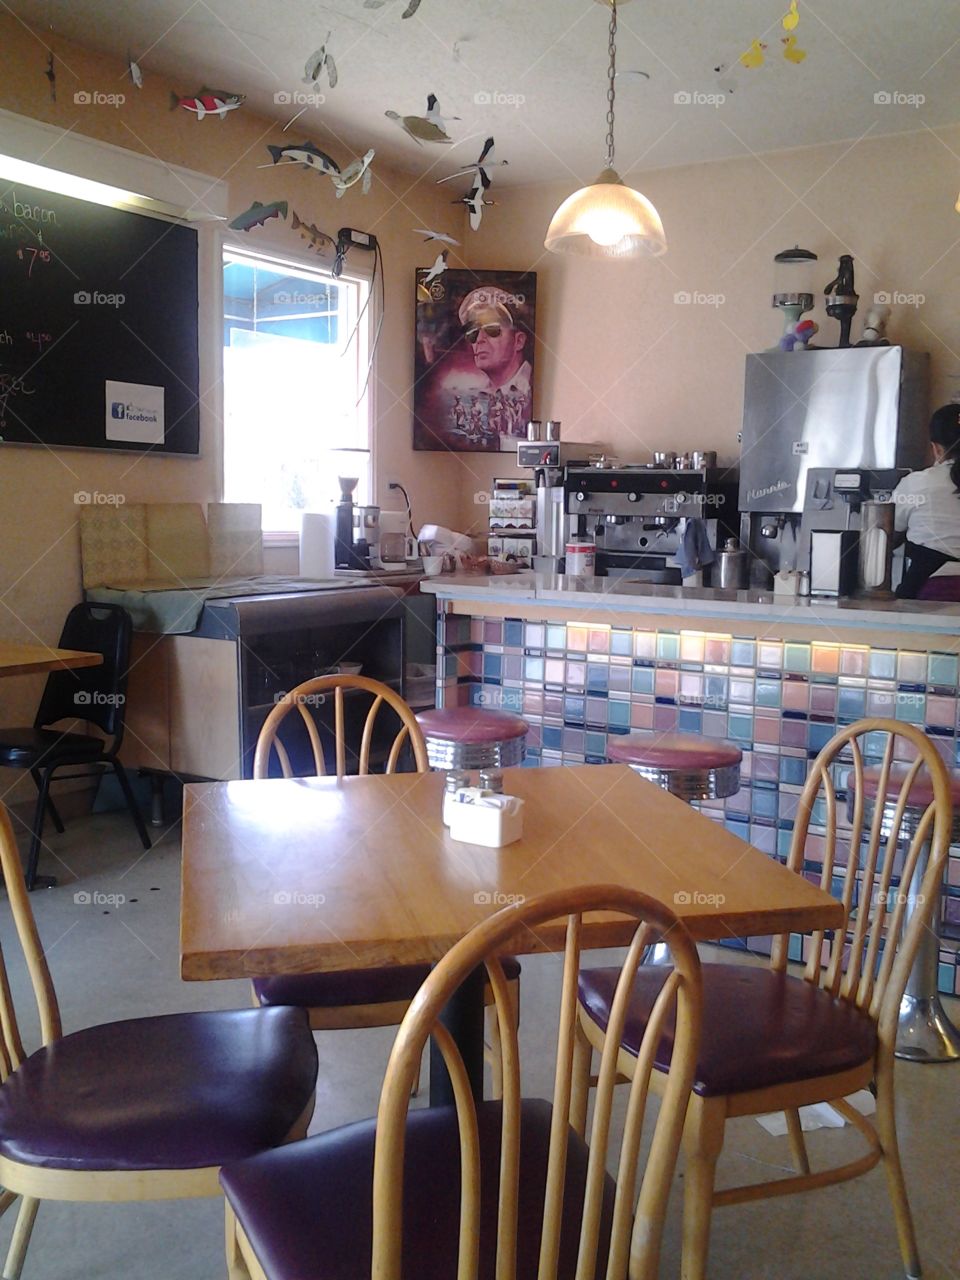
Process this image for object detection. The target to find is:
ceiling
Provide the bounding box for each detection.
[10,0,960,188]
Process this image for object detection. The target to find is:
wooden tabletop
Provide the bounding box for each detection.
[0,642,103,678]
[180,764,843,981]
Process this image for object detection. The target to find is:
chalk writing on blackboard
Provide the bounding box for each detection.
[16,246,52,277]
[0,372,36,427]
[0,190,58,226]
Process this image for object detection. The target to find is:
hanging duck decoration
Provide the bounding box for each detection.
[385,94,458,144]
[413,228,460,245]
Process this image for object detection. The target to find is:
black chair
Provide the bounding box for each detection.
[0,603,150,889]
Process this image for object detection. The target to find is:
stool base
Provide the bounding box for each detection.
[896,992,960,1063]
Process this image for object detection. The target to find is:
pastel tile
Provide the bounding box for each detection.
[680,632,705,663]
[781,719,807,748]
[928,653,959,687]
[483,621,503,646]
[753,713,780,745]
[679,672,703,703]
[678,707,703,733]
[811,645,840,675]
[544,658,565,686]
[504,620,523,648]
[633,631,656,661]
[653,704,679,732]
[840,647,869,676]
[543,693,563,718]
[755,679,782,709]
[524,623,545,650]
[611,629,632,656]
[810,685,837,717]
[657,632,680,662]
[609,664,631,694]
[729,677,754,705]
[926,694,957,728]
[869,649,897,680]
[631,666,655,695]
[784,643,811,673]
[522,690,544,717]
[867,689,896,717]
[586,663,609,693]
[608,699,631,729]
[894,690,925,724]
[565,661,586,690]
[523,656,544,683]
[758,642,782,669]
[504,655,523,681]
[782,680,810,712]
[838,686,866,720]
[728,712,754,742]
[588,628,610,654]
[703,710,728,738]
[585,731,607,758]
[704,636,731,664]
[563,696,585,724]
[655,668,680,699]
[630,701,655,729]
[567,625,588,652]
[546,625,566,652]
[897,651,927,685]
[586,697,607,727]
[482,653,502,680]
[751,749,780,781]
[731,639,756,666]
[541,725,563,751]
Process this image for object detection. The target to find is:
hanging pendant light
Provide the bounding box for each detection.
[544,0,666,259]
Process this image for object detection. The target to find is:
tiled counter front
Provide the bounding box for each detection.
[435,609,960,997]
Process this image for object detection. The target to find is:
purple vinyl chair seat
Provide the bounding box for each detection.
[253,954,521,1010]
[0,1008,317,1173]
[222,1088,614,1280]
[578,965,877,1098]
[607,732,742,802]
[416,706,529,771]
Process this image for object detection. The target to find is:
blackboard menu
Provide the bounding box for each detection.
[0,180,200,454]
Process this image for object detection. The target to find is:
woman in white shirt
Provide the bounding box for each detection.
[893,404,960,598]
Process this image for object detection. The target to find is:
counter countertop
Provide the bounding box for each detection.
[419,573,960,636]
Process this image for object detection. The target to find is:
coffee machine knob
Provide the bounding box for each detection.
[575,491,586,502]
[628,492,639,503]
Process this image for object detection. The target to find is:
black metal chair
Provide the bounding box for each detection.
[0,603,150,889]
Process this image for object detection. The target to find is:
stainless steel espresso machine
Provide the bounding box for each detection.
[738,346,929,589]
[564,462,739,582]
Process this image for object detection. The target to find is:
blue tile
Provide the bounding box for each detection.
[869,649,897,680]
[504,620,523,648]
[705,675,729,708]
[586,731,607,757]
[731,640,756,667]
[587,663,609,693]
[788,934,803,963]
[524,656,544,683]
[542,725,562,751]
[779,755,807,785]
[563,696,585,725]
[546,625,566,652]
[482,654,502,681]
[657,633,680,661]
[784,643,811,673]
[728,713,754,743]
[678,708,703,733]
[837,686,866,719]
[929,653,959,687]
[608,700,631,729]
[498,687,522,713]
[809,722,835,753]
[755,679,782,709]
[608,665,631,693]
[611,629,632,656]
[751,787,779,819]
[895,691,925,724]
[631,667,655,695]
[777,829,794,856]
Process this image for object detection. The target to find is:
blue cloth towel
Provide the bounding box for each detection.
[676,519,717,579]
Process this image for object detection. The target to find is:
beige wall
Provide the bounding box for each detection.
[458,127,960,531]
[0,17,467,747]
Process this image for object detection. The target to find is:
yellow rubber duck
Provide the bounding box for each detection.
[740,39,766,69]
[783,0,800,32]
[782,34,807,63]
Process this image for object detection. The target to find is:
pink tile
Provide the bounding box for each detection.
[470,618,485,644]
[522,691,543,716]
[679,673,703,702]
[653,705,679,732]
[704,637,730,664]
[782,681,810,712]
[655,669,680,699]
[781,720,807,748]
[840,648,868,676]
[810,685,838,715]
[926,695,956,728]
[680,633,705,663]
[545,659,565,685]
[751,748,780,780]
[589,628,610,654]
[565,661,585,689]
[753,716,780,745]
[630,702,655,729]
[867,689,896,717]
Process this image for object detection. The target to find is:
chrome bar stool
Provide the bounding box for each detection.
[606,731,743,801]
[415,706,529,772]
[851,763,960,1063]
[608,732,743,963]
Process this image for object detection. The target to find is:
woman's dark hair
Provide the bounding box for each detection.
[930,403,960,493]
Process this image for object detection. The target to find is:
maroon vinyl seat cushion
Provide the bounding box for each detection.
[606,732,742,772]
[416,707,529,745]
[253,955,521,1010]
[579,964,877,1098]
[0,1007,317,1173]
[221,1097,614,1280]
[856,763,960,811]
[0,727,106,770]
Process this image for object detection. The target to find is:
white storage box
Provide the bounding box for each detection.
[447,788,525,848]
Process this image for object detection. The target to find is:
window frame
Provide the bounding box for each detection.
[218,236,376,544]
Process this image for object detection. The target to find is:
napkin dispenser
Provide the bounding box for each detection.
[447,788,525,848]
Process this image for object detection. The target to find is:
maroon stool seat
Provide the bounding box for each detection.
[607,732,742,801]
[221,1098,615,1280]
[854,763,960,839]
[0,1007,317,1172]
[416,706,529,770]
[578,965,876,1098]
[253,954,521,1010]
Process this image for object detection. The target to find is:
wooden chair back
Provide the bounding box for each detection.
[253,675,429,779]
[0,803,62,1075]
[773,718,952,1038]
[372,885,702,1280]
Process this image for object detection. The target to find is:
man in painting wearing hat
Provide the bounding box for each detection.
[457,286,532,403]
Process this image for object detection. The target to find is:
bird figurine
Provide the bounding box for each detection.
[413,228,460,245]
[454,181,496,231]
[739,39,766,69]
[385,94,456,144]
[44,51,56,101]
[423,249,448,286]
[303,35,337,90]
[435,137,507,189]
[781,34,807,63]
[782,0,800,31]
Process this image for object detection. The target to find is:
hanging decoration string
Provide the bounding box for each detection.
[605,1,618,171]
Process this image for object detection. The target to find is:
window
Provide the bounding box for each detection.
[222,247,371,535]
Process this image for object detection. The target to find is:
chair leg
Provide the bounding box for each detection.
[26,770,54,891]
[570,1014,592,1139]
[111,760,152,851]
[784,1107,811,1175]
[2,1197,39,1280]
[680,1095,726,1280]
[875,1061,922,1279]
[225,1202,252,1280]
[30,770,63,834]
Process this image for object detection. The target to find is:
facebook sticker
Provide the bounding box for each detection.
[111,402,126,420]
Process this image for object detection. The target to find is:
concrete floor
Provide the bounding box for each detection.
[0,808,957,1279]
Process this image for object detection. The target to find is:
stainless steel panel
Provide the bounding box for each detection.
[739,347,929,513]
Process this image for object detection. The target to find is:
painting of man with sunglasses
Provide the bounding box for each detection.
[414,269,536,451]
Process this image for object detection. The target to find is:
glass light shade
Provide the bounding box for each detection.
[544,169,666,259]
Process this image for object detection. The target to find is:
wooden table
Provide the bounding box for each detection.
[0,642,103,678]
[181,764,843,1100]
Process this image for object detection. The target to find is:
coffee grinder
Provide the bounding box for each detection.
[824,254,859,348]
[334,476,371,570]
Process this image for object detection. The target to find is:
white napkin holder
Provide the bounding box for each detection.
[447,787,525,848]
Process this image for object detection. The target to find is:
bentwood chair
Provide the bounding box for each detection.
[251,674,519,1096]
[0,801,318,1280]
[221,885,703,1280]
[574,719,953,1280]
[0,603,151,889]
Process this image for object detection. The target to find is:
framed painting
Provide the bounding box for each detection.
[413,269,536,452]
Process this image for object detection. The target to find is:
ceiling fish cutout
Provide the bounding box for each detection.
[174,88,245,120]
[385,94,457,144]
[44,51,56,101]
[330,149,375,197]
[739,40,766,70]
[229,200,288,231]
[261,140,340,174]
[781,34,807,63]
[413,228,460,245]
[782,0,800,31]
[304,35,337,90]
[127,54,143,88]
[435,137,507,189]
[291,211,335,255]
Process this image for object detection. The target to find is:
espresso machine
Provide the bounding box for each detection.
[564,462,739,582]
[738,346,929,583]
[334,476,380,570]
